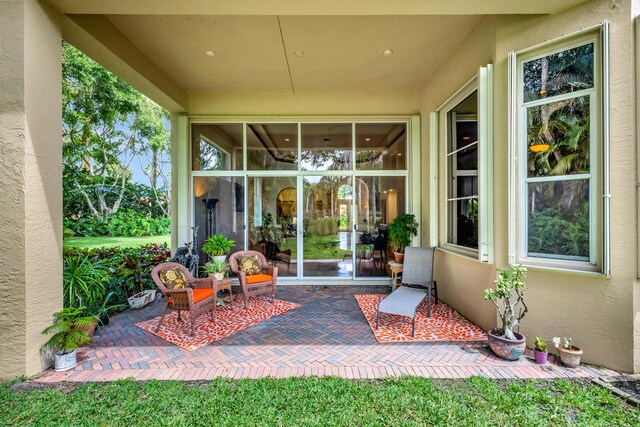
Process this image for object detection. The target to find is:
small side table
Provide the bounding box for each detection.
[216,278,234,309]
[388,261,403,291]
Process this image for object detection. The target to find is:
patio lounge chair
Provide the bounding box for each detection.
[376,247,437,337]
[229,250,278,309]
[151,262,218,337]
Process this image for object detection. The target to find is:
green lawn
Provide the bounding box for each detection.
[2,377,637,426]
[63,235,171,249]
[281,235,351,260]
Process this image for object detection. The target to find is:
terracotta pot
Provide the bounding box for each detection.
[393,252,404,263]
[74,319,97,342]
[534,349,548,364]
[558,346,583,368]
[487,329,526,361]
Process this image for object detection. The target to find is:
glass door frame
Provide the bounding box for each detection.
[189,117,414,282]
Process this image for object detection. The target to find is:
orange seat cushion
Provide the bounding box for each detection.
[245,274,272,284]
[168,288,214,304]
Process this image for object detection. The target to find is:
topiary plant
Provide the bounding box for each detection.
[388,214,419,253]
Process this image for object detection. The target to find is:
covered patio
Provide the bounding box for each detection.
[36,286,616,382]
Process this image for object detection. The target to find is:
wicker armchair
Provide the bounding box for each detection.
[229,250,278,309]
[151,262,218,336]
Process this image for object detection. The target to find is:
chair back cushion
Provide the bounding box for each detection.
[238,255,262,275]
[159,266,188,289]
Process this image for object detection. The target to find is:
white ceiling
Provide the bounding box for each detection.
[105,15,483,94]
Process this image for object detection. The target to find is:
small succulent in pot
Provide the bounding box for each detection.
[533,335,548,364]
[553,336,583,368]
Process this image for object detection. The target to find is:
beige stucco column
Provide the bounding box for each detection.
[0,1,63,380]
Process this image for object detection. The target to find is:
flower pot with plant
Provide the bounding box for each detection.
[202,233,236,263]
[41,306,97,371]
[202,259,230,280]
[553,337,583,368]
[533,336,548,364]
[484,265,528,361]
[387,214,419,263]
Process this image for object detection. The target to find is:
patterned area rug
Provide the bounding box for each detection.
[136,297,300,351]
[355,294,487,343]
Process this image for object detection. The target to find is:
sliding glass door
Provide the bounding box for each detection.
[191,120,409,281]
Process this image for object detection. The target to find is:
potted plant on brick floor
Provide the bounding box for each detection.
[534,335,549,364]
[388,214,419,263]
[484,265,528,361]
[553,336,583,368]
[202,233,235,263]
[41,306,96,371]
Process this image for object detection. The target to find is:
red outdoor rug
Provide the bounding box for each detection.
[355,294,487,343]
[136,297,300,351]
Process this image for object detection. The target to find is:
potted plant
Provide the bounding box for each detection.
[202,259,230,280]
[533,335,548,364]
[553,337,583,368]
[41,307,97,371]
[85,291,127,327]
[387,214,419,263]
[202,233,235,263]
[484,265,528,361]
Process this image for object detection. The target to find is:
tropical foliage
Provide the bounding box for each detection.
[62,42,170,235]
[41,307,96,354]
[63,244,171,310]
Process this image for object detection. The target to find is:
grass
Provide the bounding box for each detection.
[2,377,638,426]
[281,235,351,260]
[63,235,171,249]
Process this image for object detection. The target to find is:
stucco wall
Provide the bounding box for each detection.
[420,0,637,372]
[0,1,63,380]
[419,17,498,332]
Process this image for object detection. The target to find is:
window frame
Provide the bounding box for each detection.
[510,28,608,273]
[434,65,494,263]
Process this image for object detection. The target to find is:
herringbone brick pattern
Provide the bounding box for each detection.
[36,286,618,382]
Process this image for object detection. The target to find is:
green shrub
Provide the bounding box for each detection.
[65,209,170,237]
[63,243,171,309]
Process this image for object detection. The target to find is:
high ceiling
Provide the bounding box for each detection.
[48,0,590,111]
[104,15,482,94]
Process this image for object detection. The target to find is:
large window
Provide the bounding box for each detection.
[512,31,607,272]
[434,65,493,262]
[190,119,415,280]
[446,92,478,250]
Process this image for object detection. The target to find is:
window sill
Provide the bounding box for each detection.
[515,258,608,278]
[438,244,481,262]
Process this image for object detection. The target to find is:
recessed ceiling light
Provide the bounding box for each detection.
[382,49,394,57]
[397,153,402,156]
[284,138,290,142]
[365,138,371,141]
[206,51,216,57]
[294,50,304,57]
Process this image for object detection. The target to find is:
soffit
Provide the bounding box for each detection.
[105,14,483,94]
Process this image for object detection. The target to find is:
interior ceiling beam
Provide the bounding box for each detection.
[47,0,588,16]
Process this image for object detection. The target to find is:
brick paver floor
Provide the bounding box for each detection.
[36,285,619,382]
